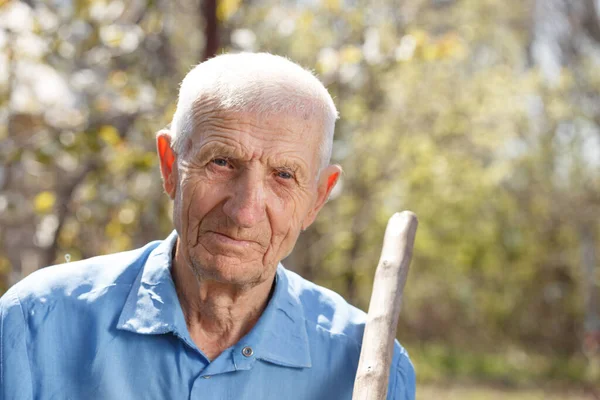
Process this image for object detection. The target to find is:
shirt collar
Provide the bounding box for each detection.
[116,231,311,369]
[117,231,193,346]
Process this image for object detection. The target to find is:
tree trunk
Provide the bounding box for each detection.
[202,0,219,61]
[580,223,599,355]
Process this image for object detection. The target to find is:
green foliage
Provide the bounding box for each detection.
[411,342,590,387]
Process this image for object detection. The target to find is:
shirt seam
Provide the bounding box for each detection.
[256,355,307,368]
[306,319,362,352]
[254,312,313,368]
[284,272,364,349]
[393,349,413,400]
[392,351,402,400]
[14,288,34,399]
[0,293,3,390]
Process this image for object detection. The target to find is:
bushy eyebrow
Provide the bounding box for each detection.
[196,142,246,162]
[275,162,300,173]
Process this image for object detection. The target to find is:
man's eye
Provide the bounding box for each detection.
[211,158,230,168]
[276,171,293,180]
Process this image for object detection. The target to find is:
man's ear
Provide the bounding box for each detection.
[302,165,342,230]
[156,129,177,199]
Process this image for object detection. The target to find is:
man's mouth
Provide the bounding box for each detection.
[209,231,257,247]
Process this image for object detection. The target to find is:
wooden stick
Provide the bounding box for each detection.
[352,211,418,400]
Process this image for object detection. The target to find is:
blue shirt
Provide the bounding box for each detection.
[1,232,415,400]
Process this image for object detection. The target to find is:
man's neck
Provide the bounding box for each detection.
[170,243,275,361]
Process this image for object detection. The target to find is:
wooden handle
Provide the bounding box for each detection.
[352,211,418,400]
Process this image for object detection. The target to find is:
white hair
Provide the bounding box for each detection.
[169,52,338,173]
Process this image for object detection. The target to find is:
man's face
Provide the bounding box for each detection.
[160,108,336,287]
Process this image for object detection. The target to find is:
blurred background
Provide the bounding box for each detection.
[1,0,599,398]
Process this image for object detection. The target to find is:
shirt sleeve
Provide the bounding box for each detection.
[0,288,33,400]
[386,344,416,400]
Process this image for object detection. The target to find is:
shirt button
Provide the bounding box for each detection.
[203,375,211,379]
[242,346,253,357]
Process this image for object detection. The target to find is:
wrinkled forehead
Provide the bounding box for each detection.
[190,86,328,123]
[189,94,326,140]
[184,103,325,168]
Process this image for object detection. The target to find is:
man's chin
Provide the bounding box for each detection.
[189,255,269,286]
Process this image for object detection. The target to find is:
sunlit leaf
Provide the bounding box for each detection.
[322,0,340,12]
[0,256,10,275]
[217,0,242,22]
[34,191,56,214]
[339,45,362,64]
[99,125,121,146]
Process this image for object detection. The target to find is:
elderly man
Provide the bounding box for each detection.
[0,53,415,400]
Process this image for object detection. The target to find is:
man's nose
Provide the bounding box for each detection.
[222,169,267,228]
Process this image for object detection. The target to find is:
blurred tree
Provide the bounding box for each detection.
[529,0,600,362]
[203,0,219,60]
[0,0,189,288]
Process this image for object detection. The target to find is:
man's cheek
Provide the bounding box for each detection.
[273,227,298,257]
[184,185,210,220]
[172,196,185,234]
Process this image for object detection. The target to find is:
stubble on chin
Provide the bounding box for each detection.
[185,243,272,288]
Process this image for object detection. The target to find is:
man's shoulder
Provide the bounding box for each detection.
[282,266,367,346]
[1,240,160,310]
